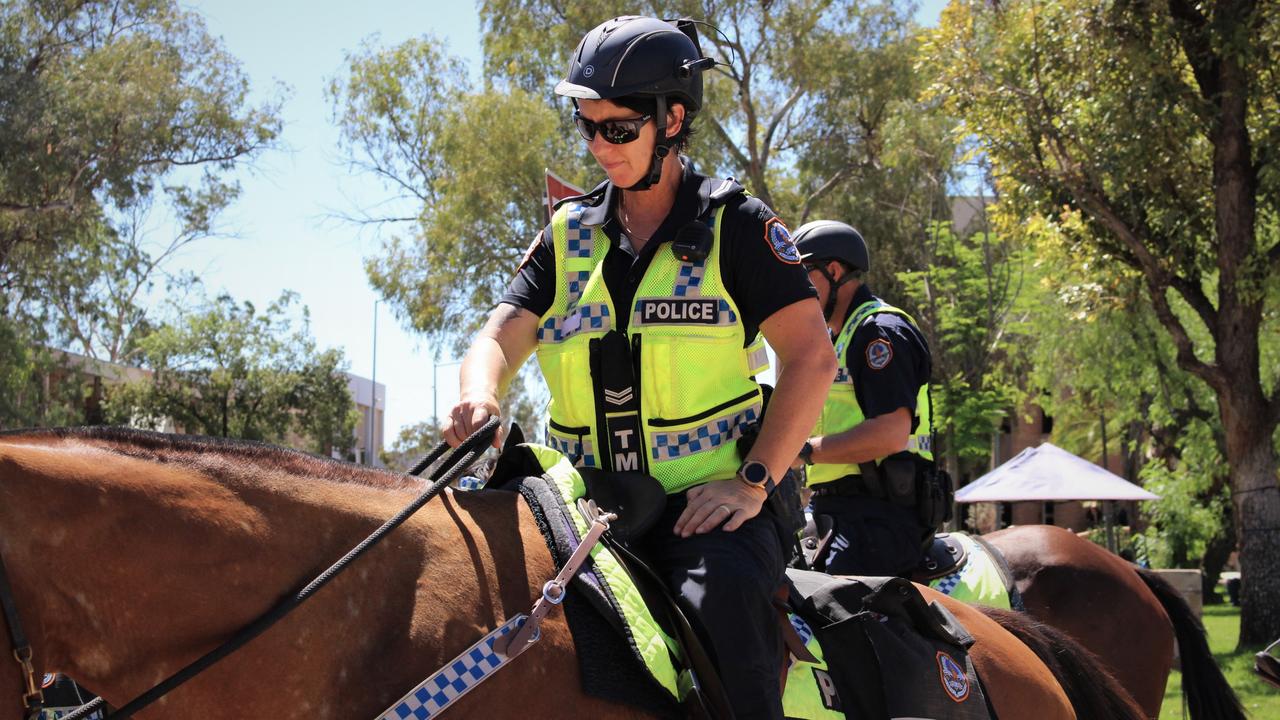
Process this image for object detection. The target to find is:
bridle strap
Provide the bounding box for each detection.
[0,550,43,719]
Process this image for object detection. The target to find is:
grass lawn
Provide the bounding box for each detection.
[1159,603,1280,719]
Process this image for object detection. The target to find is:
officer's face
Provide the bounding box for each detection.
[576,98,682,187]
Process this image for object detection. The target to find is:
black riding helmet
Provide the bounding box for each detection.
[555,16,714,190]
[794,220,869,321]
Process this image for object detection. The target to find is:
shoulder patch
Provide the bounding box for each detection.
[764,217,800,264]
[937,651,971,702]
[515,232,541,275]
[866,338,893,370]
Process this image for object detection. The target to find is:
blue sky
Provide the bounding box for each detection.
[169,1,948,444]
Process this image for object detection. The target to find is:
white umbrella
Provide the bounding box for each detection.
[957,442,1160,503]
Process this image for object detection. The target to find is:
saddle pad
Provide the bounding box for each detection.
[511,445,682,712]
[786,569,993,720]
[928,533,1013,609]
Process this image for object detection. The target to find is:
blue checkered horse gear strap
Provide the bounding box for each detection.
[648,404,761,461]
[377,614,526,720]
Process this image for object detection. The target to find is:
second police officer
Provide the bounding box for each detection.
[792,221,947,578]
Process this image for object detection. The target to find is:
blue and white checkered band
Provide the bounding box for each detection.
[631,297,737,329]
[566,270,592,305]
[673,260,706,297]
[788,613,815,648]
[546,431,598,468]
[833,366,852,384]
[932,535,978,596]
[649,405,760,461]
[933,568,964,596]
[379,614,527,720]
[538,303,611,343]
[564,206,594,259]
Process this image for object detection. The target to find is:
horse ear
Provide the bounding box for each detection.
[503,422,526,451]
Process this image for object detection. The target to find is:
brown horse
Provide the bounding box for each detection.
[0,428,1140,719]
[983,526,1245,720]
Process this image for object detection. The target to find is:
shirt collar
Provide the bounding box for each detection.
[578,160,709,237]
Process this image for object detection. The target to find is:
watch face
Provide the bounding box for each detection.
[742,461,769,485]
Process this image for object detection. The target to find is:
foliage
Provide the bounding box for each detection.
[898,222,1027,475]
[1160,605,1280,720]
[928,0,1280,643]
[0,0,280,276]
[381,419,443,474]
[106,292,359,455]
[0,0,279,430]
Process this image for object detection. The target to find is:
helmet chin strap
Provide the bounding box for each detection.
[625,95,670,191]
[814,263,858,322]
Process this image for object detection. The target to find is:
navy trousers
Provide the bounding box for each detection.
[641,491,785,720]
[811,494,926,578]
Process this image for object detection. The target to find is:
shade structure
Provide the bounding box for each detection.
[956,442,1160,503]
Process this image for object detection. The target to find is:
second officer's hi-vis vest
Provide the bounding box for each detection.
[808,298,933,486]
[536,197,770,494]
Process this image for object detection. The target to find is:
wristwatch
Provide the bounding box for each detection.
[737,460,776,495]
[799,441,816,466]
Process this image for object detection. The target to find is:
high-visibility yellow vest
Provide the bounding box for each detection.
[536,201,770,494]
[808,298,933,486]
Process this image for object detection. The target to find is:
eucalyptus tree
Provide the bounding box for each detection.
[930,0,1280,644]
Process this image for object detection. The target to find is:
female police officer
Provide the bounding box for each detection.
[443,16,834,719]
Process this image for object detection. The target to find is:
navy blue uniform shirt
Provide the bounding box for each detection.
[843,284,932,427]
[502,161,816,342]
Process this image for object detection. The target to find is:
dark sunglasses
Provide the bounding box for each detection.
[573,111,652,145]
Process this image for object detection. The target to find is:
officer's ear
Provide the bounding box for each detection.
[665,103,686,140]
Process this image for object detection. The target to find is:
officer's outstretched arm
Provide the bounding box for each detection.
[443,302,539,448]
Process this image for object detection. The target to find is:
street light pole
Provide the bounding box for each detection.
[367,300,379,466]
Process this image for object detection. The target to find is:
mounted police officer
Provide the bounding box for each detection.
[792,221,945,578]
[444,16,835,719]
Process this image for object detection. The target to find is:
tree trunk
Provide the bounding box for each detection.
[1220,386,1280,646]
[1200,503,1234,606]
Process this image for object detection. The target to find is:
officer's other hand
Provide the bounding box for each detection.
[675,477,766,537]
[443,395,503,449]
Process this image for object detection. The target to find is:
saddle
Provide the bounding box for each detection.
[488,442,994,719]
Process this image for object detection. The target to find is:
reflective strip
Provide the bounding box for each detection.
[378,614,525,719]
[565,270,592,306]
[564,207,593,258]
[537,303,611,343]
[672,260,706,297]
[649,405,760,462]
[748,343,769,374]
[833,367,852,384]
[907,435,932,453]
[546,431,597,468]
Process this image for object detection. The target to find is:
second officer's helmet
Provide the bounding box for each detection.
[793,220,870,274]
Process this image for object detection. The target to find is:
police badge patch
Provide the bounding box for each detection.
[866,338,893,370]
[764,217,800,264]
[936,651,971,702]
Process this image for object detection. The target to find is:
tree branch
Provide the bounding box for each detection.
[799,167,851,225]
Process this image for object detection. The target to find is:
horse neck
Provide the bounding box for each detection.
[0,435,547,713]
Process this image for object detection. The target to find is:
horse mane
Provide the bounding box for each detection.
[0,426,426,492]
[978,607,1146,720]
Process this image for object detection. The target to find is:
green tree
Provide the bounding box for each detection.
[929,0,1280,644]
[0,0,279,275]
[898,220,1028,483]
[107,292,359,455]
[0,0,279,428]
